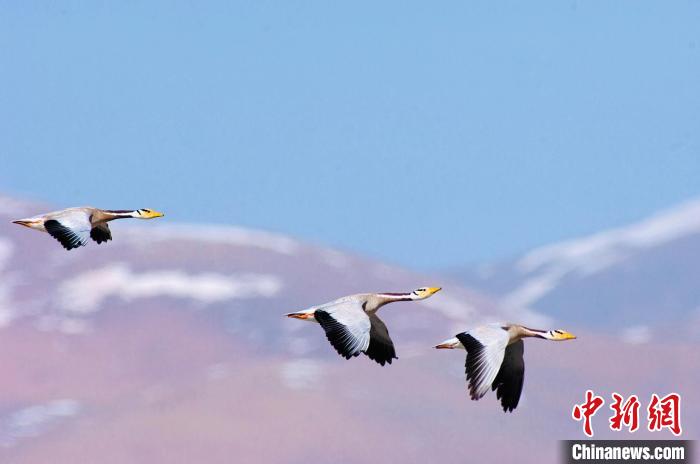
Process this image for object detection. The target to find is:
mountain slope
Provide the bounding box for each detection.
[454,198,700,342]
[0,194,697,464]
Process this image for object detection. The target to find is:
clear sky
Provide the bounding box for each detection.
[1,1,699,270]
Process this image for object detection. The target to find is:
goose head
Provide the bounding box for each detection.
[134,208,165,219]
[410,287,442,300]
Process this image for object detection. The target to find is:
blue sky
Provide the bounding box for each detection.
[1,1,699,269]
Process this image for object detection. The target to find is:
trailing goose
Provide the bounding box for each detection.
[12,207,164,250]
[435,323,576,412]
[287,287,441,366]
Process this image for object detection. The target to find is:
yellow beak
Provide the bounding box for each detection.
[556,330,577,340]
[145,210,165,218]
[425,287,442,296]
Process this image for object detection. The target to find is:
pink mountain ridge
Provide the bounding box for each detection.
[0,194,696,464]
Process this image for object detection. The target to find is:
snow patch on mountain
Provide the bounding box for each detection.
[0,399,81,448]
[501,270,563,310]
[621,325,652,345]
[0,237,13,270]
[0,284,14,328]
[0,196,31,217]
[280,359,323,391]
[505,198,700,308]
[0,237,16,328]
[56,264,283,314]
[420,292,476,323]
[124,224,301,255]
[205,363,232,382]
[36,316,92,335]
[318,248,351,269]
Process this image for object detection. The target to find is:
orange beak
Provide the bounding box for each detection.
[12,220,34,228]
[434,337,461,349]
[434,343,454,349]
[286,313,313,320]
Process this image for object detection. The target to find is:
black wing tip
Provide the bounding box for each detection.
[363,346,398,366]
[497,389,519,412]
[90,226,113,244]
[54,236,84,250]
[92,234,112,244]
[494,387,520,411]
[339,348,362,360]
[329,340,360,360]
[501,401,518,413]
[466,386,516,409]
[365,354,398,367]
[315,310,363,360]
[45,219,87,250]
[364,350,398,367]
[468,388,485,401]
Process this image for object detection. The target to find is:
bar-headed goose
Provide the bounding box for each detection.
[287,287,441,366]
[436,323,576,412]
[12,207,164,250]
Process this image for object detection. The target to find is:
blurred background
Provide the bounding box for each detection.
[1,1,699,463]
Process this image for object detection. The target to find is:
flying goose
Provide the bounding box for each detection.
[12,207,164,250]
[287,287,442,366]
[435,323,576,412]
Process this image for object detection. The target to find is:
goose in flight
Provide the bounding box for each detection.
[435,323,576,412]
[12,207,164,250]
[287,287,442,366]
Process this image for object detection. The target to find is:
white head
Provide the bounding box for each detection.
[523,327,577,341]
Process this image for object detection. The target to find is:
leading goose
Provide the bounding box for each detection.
[287,287,441,366]
[435,323,576,412]
[12,207,164,250]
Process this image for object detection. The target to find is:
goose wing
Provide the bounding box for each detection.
[456,325,510,401]
[492,339,525,412]
[44,211,92,250]
[363,313,397,366]
[90,223,112,244]
[314,300,371,360]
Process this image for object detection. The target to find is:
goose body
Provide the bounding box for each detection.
[287,287,441,366]
[12,207,164,250]
[436,323,576,412]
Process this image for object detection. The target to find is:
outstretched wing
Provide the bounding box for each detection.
[90,223,112,244]
[314,301,371,360]
[363,313,397,366]
[44,217,91,251]
[456,325,510,401]
[492,339,525,412]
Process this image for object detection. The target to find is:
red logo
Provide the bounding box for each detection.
[648,393,682,436]
[609,393,640,432]
[572,391,682,437]
[572,390,605,437]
